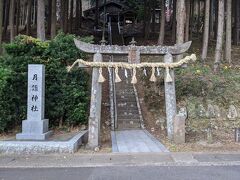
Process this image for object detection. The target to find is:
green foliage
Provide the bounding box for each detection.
[175,63,240,133]
[175,64,209,98]
[126,0,145,21]
[0,33,92,132]
[176,63,240,105]
[0,67,17,132]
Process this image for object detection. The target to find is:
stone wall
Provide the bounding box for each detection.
[186,98,240,133]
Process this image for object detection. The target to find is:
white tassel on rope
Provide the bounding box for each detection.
[98,67,106,83]
[143,68,147,76]
[131,68,137,84]
[124,69,128,78]
[157,67,161,76]
[115,67,122,83]
[165,67,173,83]
[150,67,157,82]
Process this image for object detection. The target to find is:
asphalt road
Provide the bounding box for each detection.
[1,166,240,180]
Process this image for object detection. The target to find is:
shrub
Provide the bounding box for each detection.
[0,33,92,132]
[0,67,18,132]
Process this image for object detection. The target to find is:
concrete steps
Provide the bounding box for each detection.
[113,56,142,130]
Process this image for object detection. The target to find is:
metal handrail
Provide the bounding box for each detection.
[107,18,117,130]
[117,22,121,34]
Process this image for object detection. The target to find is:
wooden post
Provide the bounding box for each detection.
[164,53,177,140]
[87,52,103,149]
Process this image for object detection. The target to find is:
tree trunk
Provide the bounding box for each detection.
[15,0,20,35]
[60,0,64,30]
[76,0,82,30]
[51,0,57,38]
[144,1,151,40]
[3,0,10,36]
[33,0,37,25]
[201,0,210,62]
[233,0,240,45]
[63,0,68,33]
[69,0,73,33]
[95,0,99,29]
[143,0,147,35]
[76,0,80,30]
[47,0,52,35]
[214,0,224,72]
[0,0,3,51]
[158,0,165,45]
[225,0,232,64]
[209,0,215,39]
[37,0,45,41]
[172,0,176,43]
[26,0,32,35]
[152,0,156,32]
[9,0,15,42]
[196,0,201,37]
[214,0,218,40]
[79,0,82,28]
[60,0,68,33]
[185,0,190,41]
[176,0,186,60]
[189,0,194,40]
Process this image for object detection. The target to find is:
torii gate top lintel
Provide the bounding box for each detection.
[74,39,192,55]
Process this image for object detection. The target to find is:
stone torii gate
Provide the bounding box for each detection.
[73,39,192,149]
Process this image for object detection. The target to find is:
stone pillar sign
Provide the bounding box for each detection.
[16,64,52,140]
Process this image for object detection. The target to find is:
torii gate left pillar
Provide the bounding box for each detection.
[87,52,103,149]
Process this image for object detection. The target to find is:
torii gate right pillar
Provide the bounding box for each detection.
[164,53,177,140]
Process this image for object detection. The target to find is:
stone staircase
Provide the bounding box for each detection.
[111,22,124,45]
[113,55,142,130]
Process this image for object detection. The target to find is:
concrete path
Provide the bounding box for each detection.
[111,130,169,153]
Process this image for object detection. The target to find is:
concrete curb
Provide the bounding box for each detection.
[1,152,240,168]
[0,131,88,154]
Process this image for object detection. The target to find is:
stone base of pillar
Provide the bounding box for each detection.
[16,119,52,140]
